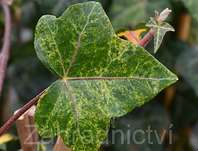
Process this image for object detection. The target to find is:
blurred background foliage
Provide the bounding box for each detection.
[0,0,198,150]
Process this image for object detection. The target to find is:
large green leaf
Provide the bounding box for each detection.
[34,2,177,151]
[182,0,198,22]
[110,0,171,30]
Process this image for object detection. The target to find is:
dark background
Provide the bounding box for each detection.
[0,0,198,150]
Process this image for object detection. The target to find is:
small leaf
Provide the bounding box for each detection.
[34,2,178,151]
[118,29,146,44]
[146,17,175,53]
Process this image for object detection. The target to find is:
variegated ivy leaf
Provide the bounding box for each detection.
[146,17,175,53]
[34,2,178,151]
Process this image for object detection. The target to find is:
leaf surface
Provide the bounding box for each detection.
[34,2,178,151]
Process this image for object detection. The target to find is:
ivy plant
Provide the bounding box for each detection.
[34,1,178,151]
[146,16,175,53]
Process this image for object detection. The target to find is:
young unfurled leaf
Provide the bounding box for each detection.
[146,17,175,53]
[118,29,146,44]
[34,2,178,151]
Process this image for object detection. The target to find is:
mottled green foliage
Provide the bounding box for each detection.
[146,17,174,53]
[110,0,171,29]
[34,2,177,151]
[182,0,198,21]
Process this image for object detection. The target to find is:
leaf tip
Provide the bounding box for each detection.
[158,8,172,22]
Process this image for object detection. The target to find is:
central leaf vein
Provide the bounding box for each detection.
[63,80,80,132]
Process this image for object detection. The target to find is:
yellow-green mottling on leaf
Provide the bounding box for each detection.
[34,2,178,151]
